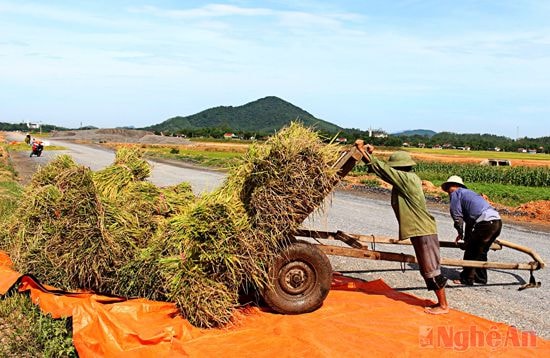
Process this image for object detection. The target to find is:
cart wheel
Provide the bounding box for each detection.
[263,240,332,314]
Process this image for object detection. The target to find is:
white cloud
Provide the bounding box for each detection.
[129,4,274,18]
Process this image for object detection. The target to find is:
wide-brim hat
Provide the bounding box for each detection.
[388,151,416,167]
[441,175,466,191]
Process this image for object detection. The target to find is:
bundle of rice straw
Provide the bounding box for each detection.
[159,182,195,215]
[5,155,128,291]
[93,147,151,200]
[150,194,267,328]
[4,150,195,294]
[229,121,340,238]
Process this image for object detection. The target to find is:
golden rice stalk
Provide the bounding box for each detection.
[159,182,195,215]
[93,147,151,200]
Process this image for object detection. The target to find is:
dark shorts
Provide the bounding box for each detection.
[410,234,447,290]
[410,234,441,279]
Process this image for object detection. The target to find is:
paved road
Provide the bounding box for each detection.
[7,133,550,338]
[13,135,224,193]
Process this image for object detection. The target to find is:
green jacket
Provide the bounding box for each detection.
[367,155,437,240]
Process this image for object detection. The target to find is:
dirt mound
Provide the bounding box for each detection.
[422,179,445,196]
[516,200,550,222]
[50,129,191,145]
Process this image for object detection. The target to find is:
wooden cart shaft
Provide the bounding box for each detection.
[296,229,545,271]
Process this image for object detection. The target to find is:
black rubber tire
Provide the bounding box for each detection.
[262,240,332,314]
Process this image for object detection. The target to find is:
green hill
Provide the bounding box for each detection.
[145,96,342,134]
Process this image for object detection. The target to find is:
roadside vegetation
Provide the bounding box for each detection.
[102,142,247,169]
[7,142,66,152]
[0,291,75,357]
[0,138,76,357]
[143,145,243,168]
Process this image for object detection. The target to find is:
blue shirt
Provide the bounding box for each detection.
[449,187,500,236]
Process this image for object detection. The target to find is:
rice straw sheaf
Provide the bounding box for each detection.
[6,156,129,291]
[159,182,195,215]
[93,147,151,200]
[154,193,265,328]
[226,122,340,241]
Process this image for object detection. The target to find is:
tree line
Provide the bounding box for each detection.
[155,126,550,153]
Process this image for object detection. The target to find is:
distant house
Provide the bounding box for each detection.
[418,143,426,148]
[517,148,527,153]
[528,149,537,154]
[402,142,410,147]
[432,145,442,149]
[457,146,471,151]
[223,132,238,139]
[26,122,40,129]
[335,137,347,144]
[368,129,388,138]
[481,159,512,167]
[442,143,454,149]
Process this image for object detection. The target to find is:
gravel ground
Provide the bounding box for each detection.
[6,132,550,340]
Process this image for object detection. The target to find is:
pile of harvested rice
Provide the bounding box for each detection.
[1,123,341,328]
[151,122,340,327]
[4,155,124,291]
[2,151,194,293]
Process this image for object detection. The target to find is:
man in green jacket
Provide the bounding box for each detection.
[355,140,449,314]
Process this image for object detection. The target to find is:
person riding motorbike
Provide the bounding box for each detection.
[30,140,44,157]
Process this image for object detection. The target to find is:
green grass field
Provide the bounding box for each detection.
[144,146,243,168]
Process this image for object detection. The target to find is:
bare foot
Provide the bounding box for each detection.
[424,305,449,315]
[452,279,473,286]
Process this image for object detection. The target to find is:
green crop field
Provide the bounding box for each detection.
[353,160,550,206]
[143,146,243,168]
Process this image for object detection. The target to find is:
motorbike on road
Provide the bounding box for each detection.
[30,142,44,157]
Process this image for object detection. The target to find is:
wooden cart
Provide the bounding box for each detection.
[262,147,545,314]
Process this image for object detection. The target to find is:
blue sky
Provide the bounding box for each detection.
[1,1,549,138]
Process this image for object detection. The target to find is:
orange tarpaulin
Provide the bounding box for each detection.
[1,250,548,357]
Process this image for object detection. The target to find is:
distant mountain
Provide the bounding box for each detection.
[393,129,437,137]
[145,96,342,134]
